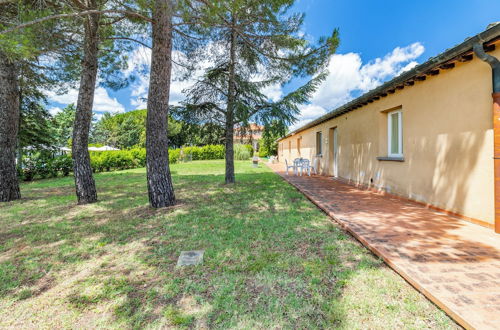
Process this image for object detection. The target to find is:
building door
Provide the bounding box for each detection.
[329,127,338,177]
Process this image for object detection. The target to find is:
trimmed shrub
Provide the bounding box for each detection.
[198,145,225,160]
[18,144,233,181]
[171,145,225,163]
[90,154,105,173]
[91,150,135,171]
[169,148,181,164]
[129,148,146,167]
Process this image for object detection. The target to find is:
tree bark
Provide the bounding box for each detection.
[224,108,235,184]
[225,16,237,184]
[72,11,99,204]
[146,0,176,208]
[0,52,21,202]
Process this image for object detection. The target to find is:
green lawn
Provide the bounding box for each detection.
[0,160,456,329]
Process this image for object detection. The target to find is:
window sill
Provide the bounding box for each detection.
[376,156,405,162]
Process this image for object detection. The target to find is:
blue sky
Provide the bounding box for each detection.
[295,0,500,62]
[47,0,500,129]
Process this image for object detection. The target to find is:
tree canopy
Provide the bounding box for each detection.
[175,0,339,183]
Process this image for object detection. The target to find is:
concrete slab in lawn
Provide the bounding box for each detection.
[177,250,204,266]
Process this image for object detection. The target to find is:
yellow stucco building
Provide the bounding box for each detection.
[277,23,500,232]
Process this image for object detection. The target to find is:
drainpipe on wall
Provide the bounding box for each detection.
[473,42,500,233]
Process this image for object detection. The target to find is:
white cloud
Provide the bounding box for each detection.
[121,41,424,126]
[292,42,425,130]
[261,83,283,102]
[45,88,78,105]
[48,106,62,115]
[125,43,285,109]
[93,87,125,113]
[125,47,202,109]
[46,86,125,114]
[289,104,327,131]
[298,104,327,121]
[397,60,419,75]
[93,112,104,121]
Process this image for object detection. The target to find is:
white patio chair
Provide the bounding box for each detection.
[294,158,303,176]
[285,159,295,175]
[301,159,312,176]
[309,157,318,175]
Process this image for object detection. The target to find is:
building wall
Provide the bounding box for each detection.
[278,44,500,226]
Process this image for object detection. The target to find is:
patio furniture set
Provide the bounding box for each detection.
[285,158,318,176]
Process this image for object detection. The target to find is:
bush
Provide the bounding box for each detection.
[90,154,105,173]
[20,152,59,181]
[199,145,225,160]
[171,145,225,163]
[258,148,269,158]
[129,148,146,167]
[91,151,135,171]
[258,143,269,157]
[17,144,232,181]
[243,144,253,156]
[21,157,37,181]
[53,154,73,176]
[234,144,251,160]
[109,151,135,170]
[169,148,181,164]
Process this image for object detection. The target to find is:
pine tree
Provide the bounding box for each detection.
[1,0,149,204]
[0,50,21,202]
[145,0,177,208]
[178,0,339,183]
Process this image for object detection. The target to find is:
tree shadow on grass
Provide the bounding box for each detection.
[0,169,455,328]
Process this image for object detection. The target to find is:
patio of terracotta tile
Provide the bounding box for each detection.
[268,163,500,330]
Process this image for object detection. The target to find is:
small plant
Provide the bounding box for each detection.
[17,288,32,300]
[234,144,251,160]
[164,305,194,326]
[54,154,73,176]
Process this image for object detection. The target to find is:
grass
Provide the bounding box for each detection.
[0,160,457,329]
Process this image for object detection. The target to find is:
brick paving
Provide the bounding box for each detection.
[268,163,500,329]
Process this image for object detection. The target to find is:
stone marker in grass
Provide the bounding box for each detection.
[177,250,204,266]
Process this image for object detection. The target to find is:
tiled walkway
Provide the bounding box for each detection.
[268,163,500,329]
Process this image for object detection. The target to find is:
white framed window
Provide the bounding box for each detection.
[388,110,403,157]
[316,131,323,155]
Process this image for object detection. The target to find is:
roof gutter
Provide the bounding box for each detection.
[473,42,500,93]
[279,24,500,141]
[473,41,500,234]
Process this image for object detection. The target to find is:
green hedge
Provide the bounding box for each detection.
[18,144,251,181]
[19,153,73,181]
[180,144,225,161]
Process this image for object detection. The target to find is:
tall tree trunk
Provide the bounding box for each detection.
[224,110,235,184]
[225,16,237,184]
[0,52,21,202]
[146,0,176,208]
[72,12,99,204]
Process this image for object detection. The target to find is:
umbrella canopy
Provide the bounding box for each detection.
[88,146,120,151]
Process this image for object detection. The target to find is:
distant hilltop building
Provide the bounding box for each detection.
[234,123,264,151]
